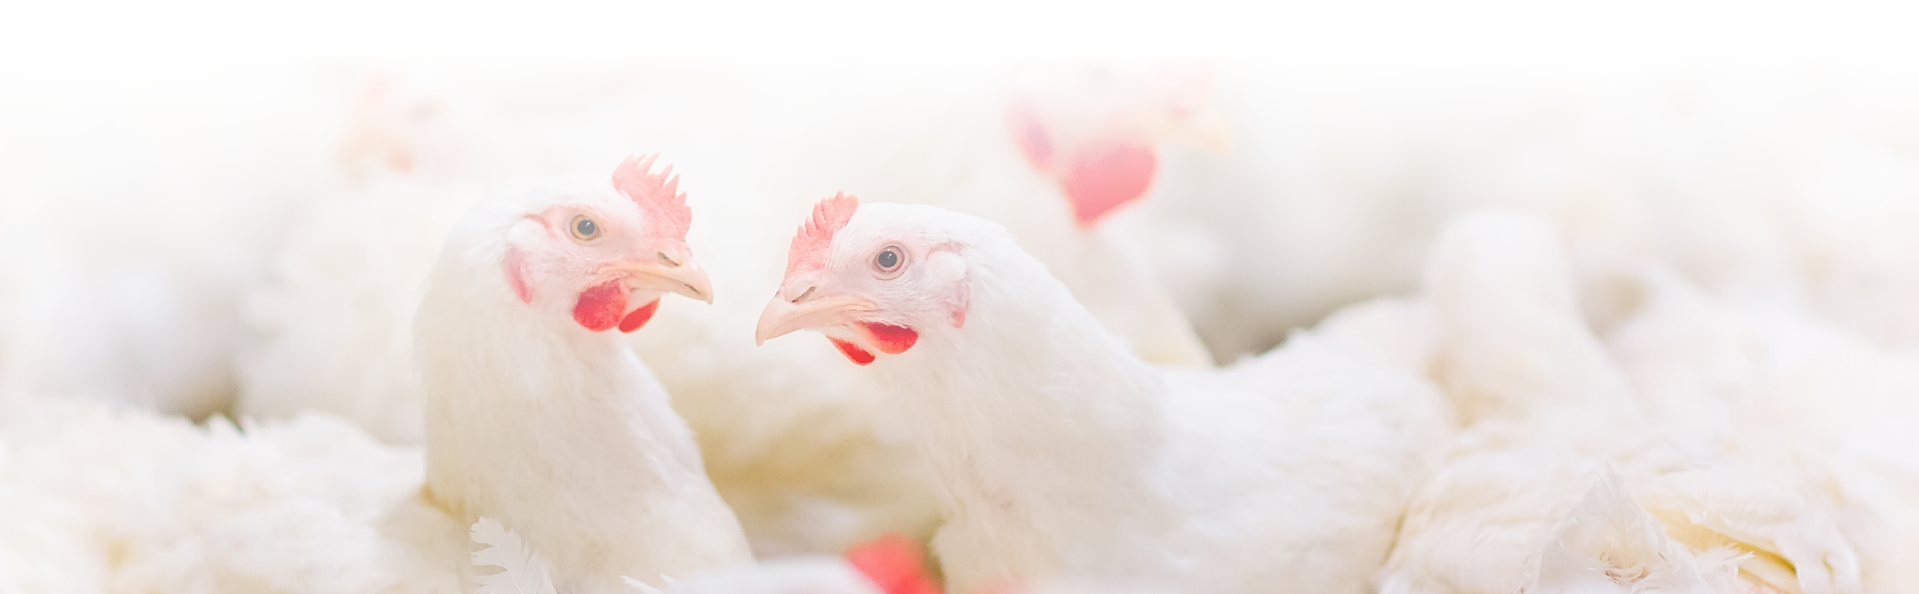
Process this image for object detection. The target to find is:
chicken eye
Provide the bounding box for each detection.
[873,245,906,279]
[570,215,601,241]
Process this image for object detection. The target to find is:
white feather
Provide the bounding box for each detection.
[471,518,559,594]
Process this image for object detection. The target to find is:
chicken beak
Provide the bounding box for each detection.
[607,259,715,304]
[755,290,872,346]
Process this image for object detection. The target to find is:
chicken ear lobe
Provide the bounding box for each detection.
[503,248,533,304]
[927,249,969,329]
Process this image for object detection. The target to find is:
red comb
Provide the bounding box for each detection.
[845,534,941,594]
[612,154,692,241]
[1061,140,1156,227]
[786,193,859,276]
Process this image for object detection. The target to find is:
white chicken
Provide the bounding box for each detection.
[1,158,763,594]
[1378,212,1863,594]
[236,73,505,443]
[233,61,1238,557]
[1139,61,1919,364]
[418,155,752,592]
[637,60,1236,555]
[3,157,761,594]
[235,63,748,444]
[753,195,1453,593]
[795,60,1228,367]
[0,395,466,594]
[1605,267,1919,594]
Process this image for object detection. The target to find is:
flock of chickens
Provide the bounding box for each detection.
[3,57,1919,594]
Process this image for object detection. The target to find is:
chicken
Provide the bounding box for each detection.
[1378,212,1863,594]
[801,60,1225,367]
[752,195,1453,593]
[0,62,349,418]
[236,75,503,443]
[3,157,762,593]
[1131,61,1919,365]
[417,155,751,592]
[0,395,468,594]
[234,62,1239,557]
[1605,267,1919,594]
[637,60,1234,554]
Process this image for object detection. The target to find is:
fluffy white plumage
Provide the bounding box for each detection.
[1532,469,1747,594]
[0,63,349,418]
[1379,212,1865,594]
[1605,268,1919,594]
[471,517,560,594]
[638,61,1228,554]
[658,556,881,594]
[416,168,752,593]
[756,201,1454,593]
[0,396,466,594]
[1140,62,1919,363]
[234,62,1232,557]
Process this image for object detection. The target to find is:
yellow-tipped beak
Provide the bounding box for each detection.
[755,292,872,346]
[609,259,715,304]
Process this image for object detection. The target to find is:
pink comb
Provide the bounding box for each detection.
[786,193,860,276]
[612,154,692,241]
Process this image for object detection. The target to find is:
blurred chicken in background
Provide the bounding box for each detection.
[5,15,1919,590]
[1135,59,1919,360]
[224,58,1241,556]
[0,63,349,418]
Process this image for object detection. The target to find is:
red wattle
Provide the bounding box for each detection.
[618,299,660,333]
[829,337,876,366]
[1061,141,1157,227]
[572,280,628,332]
[859,322,918,355]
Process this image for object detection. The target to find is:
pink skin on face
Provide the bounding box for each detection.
[760,196,973,366]
[504,248,534,304]
[506,154,711,334]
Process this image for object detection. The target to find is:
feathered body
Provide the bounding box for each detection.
[635,63,1228,554]
[756,200,1452,593]
[233,64,1224,557]
[417,163,750,592]
[0,63,349,418]
[0,396,466,594]
[1379,212,1864,594]
[1606,268,1919,594]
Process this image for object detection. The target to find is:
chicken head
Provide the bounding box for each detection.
[501,154,713,334]
[756,194,978,365]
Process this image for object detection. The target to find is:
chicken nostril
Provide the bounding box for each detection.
[791,286,816,303]
[658,252,681,267]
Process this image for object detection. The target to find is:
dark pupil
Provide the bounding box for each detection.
[877,249,899,269]
[576,218,596,237]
